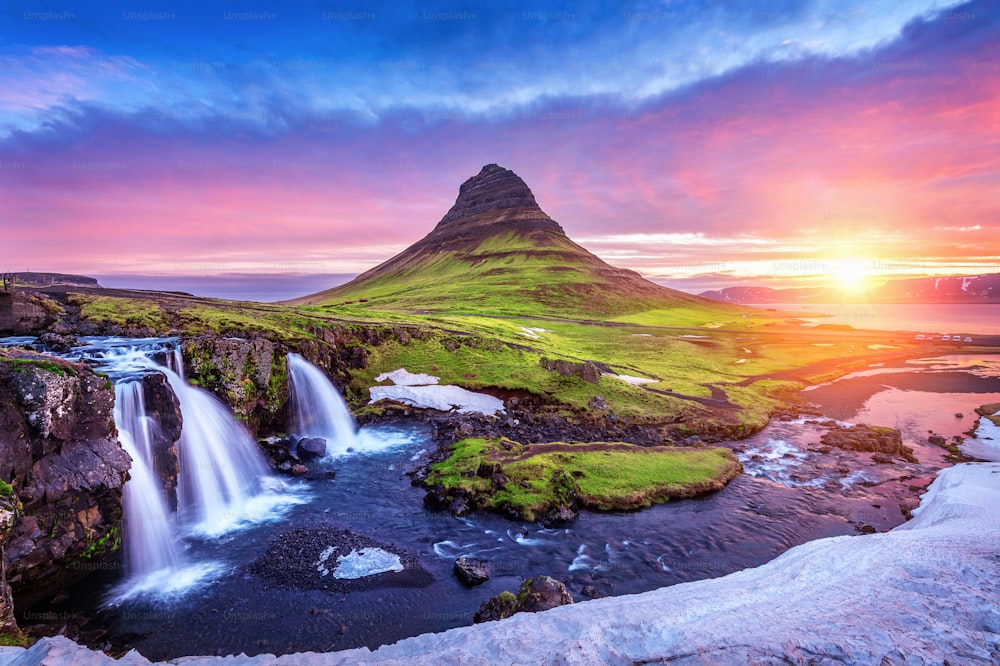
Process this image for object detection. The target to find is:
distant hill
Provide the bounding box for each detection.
[697,286,834,304]
[3,272,100,289]
[864,273,1000,303]
[700,274,1000,304]
[293,164,721,318]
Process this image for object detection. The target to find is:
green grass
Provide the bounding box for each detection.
[0,631,31,648]
[0,357,77,377]
[293,229,712,319]
[73,294,170,330]
[425,437,742,521]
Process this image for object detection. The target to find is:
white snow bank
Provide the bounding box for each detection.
[368,367,504,416]
[960,407,1000,462]
[517,327,550,339]
[374,368,439,386]
[604,373,657,385]
[369,385,504,416]
[5,464,999,665]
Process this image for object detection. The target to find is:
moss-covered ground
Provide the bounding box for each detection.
[424,437,742,521]
[60,286,926,433]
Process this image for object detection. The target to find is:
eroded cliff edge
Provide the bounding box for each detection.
[0,352,130,611]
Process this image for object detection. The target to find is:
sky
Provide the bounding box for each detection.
[1,0,998,301]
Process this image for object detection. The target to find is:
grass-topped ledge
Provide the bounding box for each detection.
[422,437,743,522]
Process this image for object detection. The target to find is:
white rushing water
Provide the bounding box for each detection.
[287,353,360,456]
[113,380,182,574]
[59,338,301,599]
[158,364,280,536]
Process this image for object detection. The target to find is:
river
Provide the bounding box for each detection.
[5,337,1000,659]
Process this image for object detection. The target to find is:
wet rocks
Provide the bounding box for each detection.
[35,332,79,352]
[473,575,574,623]
[246,527,430,594]
[819,424,917,463]
[181,335,276,432]
[928,434,947,447]
[296,437,327,461]
[454,557,491,586]
[140,372,182,509]
[0,352,129,609]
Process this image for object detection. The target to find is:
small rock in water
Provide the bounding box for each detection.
[296,437,327,461]
[928,435,946,446]
[291,464,309,476]
[454,557,491,586]
[955,413,964,418]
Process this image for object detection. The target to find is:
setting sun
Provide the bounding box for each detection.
[829,259,874,294]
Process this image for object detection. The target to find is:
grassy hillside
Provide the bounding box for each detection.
[292,228,715,318]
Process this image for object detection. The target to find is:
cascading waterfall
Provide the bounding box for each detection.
[287,353,359,456]
[113,380,182,575]
[159,364,277,535]
[58,337,300,600]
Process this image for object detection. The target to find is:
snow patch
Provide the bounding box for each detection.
[960,406,1000,462]
[369,384,505,416]
[604,373,657,385]
[375,368,440,386]
[518,327,551,339]
[369,367,504,416]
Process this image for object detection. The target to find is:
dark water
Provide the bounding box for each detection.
[10,338,1000,660]
[45,419,925,660]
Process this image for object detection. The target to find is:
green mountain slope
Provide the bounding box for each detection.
[292,164,723,319]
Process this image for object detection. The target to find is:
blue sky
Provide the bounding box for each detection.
[2,0,997,300]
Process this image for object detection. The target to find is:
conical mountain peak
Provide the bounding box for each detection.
[430,164,564,239]
[293,164,709,316]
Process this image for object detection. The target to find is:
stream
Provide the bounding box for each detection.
[5,337,999,659]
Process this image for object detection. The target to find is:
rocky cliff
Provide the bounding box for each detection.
[0,350,130,609]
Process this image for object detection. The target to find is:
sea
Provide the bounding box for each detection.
[753,303,1000,337]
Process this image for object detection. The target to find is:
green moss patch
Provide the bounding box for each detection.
[425,437,742,521]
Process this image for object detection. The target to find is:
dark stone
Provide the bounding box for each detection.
[473,575,574,623]
[954,413,963,418]
[36,332,80,352]
[454,557,491,586]
[544,504,578,525]
[589,395,608,411]
[291,464,309,476]
[447,496,469,516]
[858,524,877,535]
[140,372,182,510]
[0,353,129,609]
[296,437,327,461]
[539,358,601,384]
[928,435,947,446]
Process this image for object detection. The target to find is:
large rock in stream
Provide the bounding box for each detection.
[0,350,130,609]
[819,423,917,463]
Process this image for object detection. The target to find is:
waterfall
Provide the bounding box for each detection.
[166,344,184,379]
[53,337,302,601]
[158,365,276,535]
[114,381,183,575]
[287,353,359,456]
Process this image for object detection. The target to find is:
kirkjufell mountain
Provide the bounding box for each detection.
[295,164,715,316]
